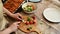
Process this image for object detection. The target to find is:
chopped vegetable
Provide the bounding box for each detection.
[33,20,36,24]
[29,27,32,29]
[40,23,43,24]
[23,5,35,12]
[32,16,36,20]
[27,6,32,11]
[27,27,32,31]
[32,5,35,10]
[27,28,30,31]
[25,21,29,25]
[29,20,33,24]
[25,16,36,25]
[27,17,31,21]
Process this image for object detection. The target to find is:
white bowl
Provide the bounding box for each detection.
[22,2,37,14]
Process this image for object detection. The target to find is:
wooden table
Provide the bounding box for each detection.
[1,0,60,34]
[34,0,60,32]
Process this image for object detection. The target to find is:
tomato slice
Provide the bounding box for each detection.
[33,20,36,24]
[25,21,29,25]
[32,16,36,20]
[29,20,33,24]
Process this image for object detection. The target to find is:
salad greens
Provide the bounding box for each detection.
[23,5,33,12]
[27,17,31,21]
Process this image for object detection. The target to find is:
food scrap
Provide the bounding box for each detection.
[27,27,32,31]
[23,5,35,12]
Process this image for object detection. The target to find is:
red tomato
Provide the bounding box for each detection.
[32,5,35,10]
[25,21,29,25]
[33,20,36,24]
[29,20,33,24]
[32,16,36,20]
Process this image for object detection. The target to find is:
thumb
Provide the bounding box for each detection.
[15,21,20,25]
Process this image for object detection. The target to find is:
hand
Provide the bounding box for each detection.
[1,22,20,34]
[3,7,22,20]
[10,13,23,20]
[8,22,20,32]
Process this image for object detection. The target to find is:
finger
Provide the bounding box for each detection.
[14,17,20,20]
[17,13,23,19]
[17,25,19,26]
[16,22,20,24]
[25,32,31,34]
[17,17,22,20]
[17,25,19,28]
[14,22,20,25]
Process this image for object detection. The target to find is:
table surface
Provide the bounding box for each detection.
[1,0,60,34]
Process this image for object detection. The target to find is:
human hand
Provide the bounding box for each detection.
[10,13,23,20]
[8,22,20,32]
[1,22,20,34]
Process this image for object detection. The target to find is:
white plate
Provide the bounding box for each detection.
[43,8,60,22]
[29,0,41,2]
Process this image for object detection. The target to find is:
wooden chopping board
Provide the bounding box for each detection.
[18,16,42,34]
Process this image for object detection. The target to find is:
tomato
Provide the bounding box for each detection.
[32,16,36,20]
[25,21,29,25]
[33,20,36,24]
[32,5,35,10]
[29,20,33,24]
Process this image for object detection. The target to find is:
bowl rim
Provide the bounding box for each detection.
[22,2,37,13]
